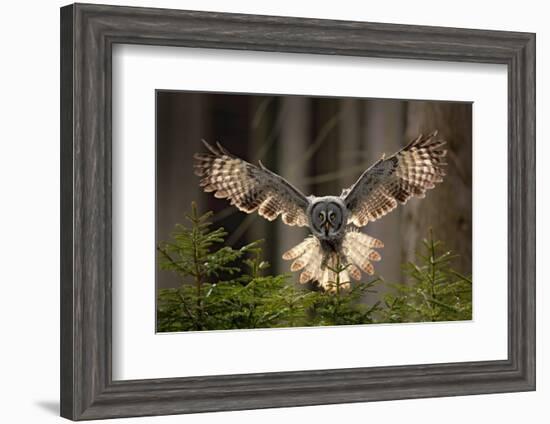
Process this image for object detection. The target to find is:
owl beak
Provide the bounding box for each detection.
[324,221,331,235]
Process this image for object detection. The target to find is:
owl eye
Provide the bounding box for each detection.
[328,211,335,222]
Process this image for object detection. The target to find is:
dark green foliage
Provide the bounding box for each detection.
[157,202,257,331]
[157,202,316,331]
[308,259,381,326]
[157,204,472,332]
[377,229,472,323]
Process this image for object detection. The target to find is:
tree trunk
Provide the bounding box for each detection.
[246,96,277,268]
[402,101,472,275]
[273,97,312,276]
[361,100,405,291]
[156,92,208,289]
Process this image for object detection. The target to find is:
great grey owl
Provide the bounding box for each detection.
[194,131,447,291]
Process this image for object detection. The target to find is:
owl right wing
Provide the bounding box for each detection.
[194,141,310,227]
[342,131,447,227]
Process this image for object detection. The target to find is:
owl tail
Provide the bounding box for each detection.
[282,232,383,292]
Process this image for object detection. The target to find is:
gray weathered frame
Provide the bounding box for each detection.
[60,3,536,421]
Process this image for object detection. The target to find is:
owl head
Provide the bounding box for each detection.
[308,196,347,241]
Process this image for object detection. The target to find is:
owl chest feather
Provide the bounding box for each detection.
[318,237,343,254]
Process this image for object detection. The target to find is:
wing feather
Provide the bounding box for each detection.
[343,131,447,227]
[340,230,384,280]
[194,141,310,227]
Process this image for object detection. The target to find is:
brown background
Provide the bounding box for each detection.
[156,91,472,301]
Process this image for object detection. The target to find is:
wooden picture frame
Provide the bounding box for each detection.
[60,3,535,420]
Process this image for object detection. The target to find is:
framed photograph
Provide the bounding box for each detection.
[60,3,535,420]
[154,91,472,334]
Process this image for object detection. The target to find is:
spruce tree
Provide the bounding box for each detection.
[157,204,472,332]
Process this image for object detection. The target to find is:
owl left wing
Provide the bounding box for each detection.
[194,141,310,227]
[342,131,447,227]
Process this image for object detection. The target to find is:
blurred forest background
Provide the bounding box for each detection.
[156,91,472,304]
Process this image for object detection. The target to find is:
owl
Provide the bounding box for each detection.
[194,131,447,291]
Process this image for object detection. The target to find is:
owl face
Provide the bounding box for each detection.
[309,197,347,240]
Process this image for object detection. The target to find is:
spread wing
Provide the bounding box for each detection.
[342,131,447,227]
[194,141,310,227]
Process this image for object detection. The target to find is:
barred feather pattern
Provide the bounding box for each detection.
[195,133,445,293]
[340,230,384,279]
[194,141,310,227]
[282,230,384,292]
[282,237,324,285]
[343,131,447,227]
